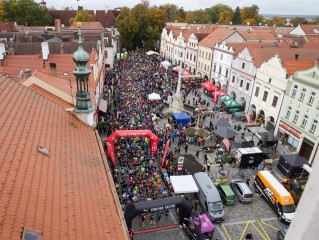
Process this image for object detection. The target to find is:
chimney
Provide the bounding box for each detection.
[295,54,299,60]
[24,69,31,79]
[54,19,61,33]
[60,43,64,54]
[49,63,57,76]
[8,43,14,55]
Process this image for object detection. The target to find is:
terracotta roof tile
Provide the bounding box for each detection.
[305,35,319,43]
[0,74,128,239]
[199,29,236,48]
[238,30,276,41]
[282,60,315,76]
[300,24,319,35]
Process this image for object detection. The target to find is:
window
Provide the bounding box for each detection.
[180,52,183,57]
[220,54,223,60]
[286,106,292,118]
[246,82,250,91]
[242,62,245,69]
[262,91,268,102]
[291,85,298,97]
[218,66,222,74]
[310,119,318,133]
[308,92,316,105]
[194,56,196,62]
[208,53,211,60]
[206,52,208,59]
[301,115,308,128]
[186,52,189,59]
[293,110,299,123]
[240,80,243,88]
[255,86,260,97]
[272,96,278,108]
[225,69,229,78]
[268,78,272,84]
[232,75,235,83]
[213,64,216,72]
[299,88,306,101]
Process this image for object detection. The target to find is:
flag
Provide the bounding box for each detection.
[161,139,170,167]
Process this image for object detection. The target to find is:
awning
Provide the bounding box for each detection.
[98,99,108,113]
[201,81,217,92]
[146,50,159,56]
[170,175,199,194]
[161,60,171,69]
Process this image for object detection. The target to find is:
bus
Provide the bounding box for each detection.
[254,170,295,223]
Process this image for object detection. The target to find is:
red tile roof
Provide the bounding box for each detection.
[282,60,315,76]
[238,29,276,41]
[199,29,236,48]
[0,74,128,239]
[300,24,319,35]
[69,22,104,30]
[305,35,319,43]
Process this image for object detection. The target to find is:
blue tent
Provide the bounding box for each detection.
[172,112,190,125]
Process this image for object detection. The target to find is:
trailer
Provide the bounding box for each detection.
[235,147,264,168]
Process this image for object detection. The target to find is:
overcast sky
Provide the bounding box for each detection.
[37,0,319,15]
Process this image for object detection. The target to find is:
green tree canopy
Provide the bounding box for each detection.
[159,4,185,22]
[188,10,211,24]
[205,4,233,23]
[4,0,52,26]
[69,9,93,24]
[290,17,306,26]
[218,10,233,24]
[116,3,166,50]
[266,17,286,27]
[232,7,241,25]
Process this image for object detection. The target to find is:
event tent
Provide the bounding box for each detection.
[213,127,238,139]
[211,117,231,128]
[146,50,159,56]
[277,154,310,178]
[172,112,190,125]
[201,81,218,92]
[219,96,232,103]
[148,92,161,101]
[170,175,199,194]
[161,60,171,69]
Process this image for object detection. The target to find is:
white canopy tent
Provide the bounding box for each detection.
[161,60,171,69]
[170,175,199,194]
[148,92,161,101]
[146,50,160,56]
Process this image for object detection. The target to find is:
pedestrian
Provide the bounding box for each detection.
[129,228,135,240]
[245,233,253,240]
[156,211,162,223]
[246,178,250,187]
[197,137,202,146]
[204,153,208,164]
[207,161,211,172]
[196,151,199,159]
[141,213,146,227]
[202,166,206,172]
[150,213,155,225]
[194,198,199,211]
[165,209,169,220]
[184,144,188,153]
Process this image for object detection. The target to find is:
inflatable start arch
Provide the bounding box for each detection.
[106,130,159,166]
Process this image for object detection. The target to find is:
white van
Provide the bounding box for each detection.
[193,172,224,222]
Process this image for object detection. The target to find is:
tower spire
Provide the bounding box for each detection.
[72,25,95,126]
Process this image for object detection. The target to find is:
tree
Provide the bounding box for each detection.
[159,4,179,22]
[4,0,52,26]
[205,4,233,23]
[290,17,306,26]
[240,4,261,25]
[69,9,93,24]
[218,10,233,24]
[232,6,241,24]
[185,12,193,23]
[266,17,286,27]
[146,8,166,50]
[0,3,6,21]
[116,7,138,50]
[187,10,211,24]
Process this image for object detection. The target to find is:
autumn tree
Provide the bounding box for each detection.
[266,17,286,27]
[232,7,241,24]
[240,4,261,25]
[69,9,93,24]
[205,4,233,23]
[159,4,185,22]
[116,3,166,50]
[218,10,233,24]
[4,0,52,26]
[0,3,6,21]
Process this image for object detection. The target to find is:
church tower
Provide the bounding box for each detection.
[73,27,95,126]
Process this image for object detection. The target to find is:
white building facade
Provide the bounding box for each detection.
[250,55,288,130]
[173,32,187,67]
[185,33,202,74]
[274,66,319,164]
[229,47,257,113]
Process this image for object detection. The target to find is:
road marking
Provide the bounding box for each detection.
[222,217,278,226]
[256,219,271,240]
[221,224,232,240]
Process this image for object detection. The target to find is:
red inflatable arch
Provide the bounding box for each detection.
[106,130,159,166]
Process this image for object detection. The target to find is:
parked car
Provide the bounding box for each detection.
[230,180,254,203]
[214,182,236,205]
[277,228,288,240]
